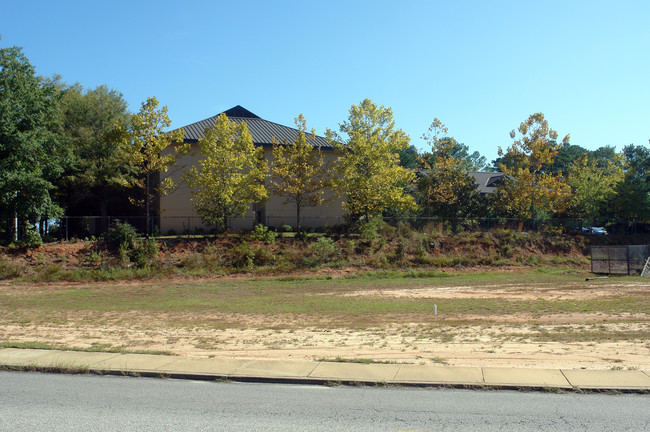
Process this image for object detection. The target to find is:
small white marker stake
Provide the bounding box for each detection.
[434,304,437,315]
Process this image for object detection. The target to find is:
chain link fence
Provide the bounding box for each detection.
[32,215,649,241]
[591,245,650,275]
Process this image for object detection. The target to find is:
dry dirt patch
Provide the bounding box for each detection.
[2,275,649,370]
[2,320,649,370]
[343,282,649,300]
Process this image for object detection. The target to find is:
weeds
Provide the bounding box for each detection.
[0,224,596,282]
[0,256,23,279]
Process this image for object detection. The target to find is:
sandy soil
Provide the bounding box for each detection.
[1,263,649,370]
[2,318,649,371]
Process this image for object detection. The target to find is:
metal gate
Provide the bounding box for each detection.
[591,245,649,275]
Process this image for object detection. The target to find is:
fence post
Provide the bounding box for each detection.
[627,245,631,276]
[65,217,69,242]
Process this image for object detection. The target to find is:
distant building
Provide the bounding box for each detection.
[158,106,344,234]
[468,171,505,195]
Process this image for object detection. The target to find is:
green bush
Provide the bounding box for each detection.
[21,225,42,248]
[309,237,338,262]
[129,238,159,269]
[357,218,394,250]
[393,240,405,262]
[415,241,428,263]
[229,241,255,268]
[251,224,277,244]
[104,220,137,249]
[86,251,103,267]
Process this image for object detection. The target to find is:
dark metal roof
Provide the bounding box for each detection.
[177,105,333,149]
[468,171,504,194]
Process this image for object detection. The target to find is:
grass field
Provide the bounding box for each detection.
[1,267,649,369]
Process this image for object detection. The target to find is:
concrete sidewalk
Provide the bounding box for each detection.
[1,348,649,392]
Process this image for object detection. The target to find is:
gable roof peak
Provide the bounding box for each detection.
[221,105,260,119]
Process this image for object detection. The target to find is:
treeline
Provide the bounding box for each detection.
[0,46,181,242]
[1,45,649,244]
[404,114,650,225]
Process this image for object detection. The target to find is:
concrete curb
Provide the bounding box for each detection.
[1,348,649,393]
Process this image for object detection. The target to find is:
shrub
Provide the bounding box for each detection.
[367,250,389,268]
[253,246,276,266]
[396,221,413,239]
[393,240,405,262]
[104,220,137,249]
[415,243,433,265]
[357,218,393,250]
[0,257,23,279]
[229,241,255,268]
[86,251,103,267]
[251,224,277,244]
[35,264,66,281]
[302,237,338,267]
[118,243,130,265]
[309,237,338,262]
[129,238,159,269]
[21,225,42,248]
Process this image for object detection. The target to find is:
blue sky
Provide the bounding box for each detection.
[2,0,649,163]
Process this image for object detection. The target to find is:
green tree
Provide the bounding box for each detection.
[57,84,133,219]
[326,99,415,221]
[493,113,570,220]
[421,120,487,172]
[183,113,268,231]
[419,119,484,220]
[547,143,589,176]
[566,154,625,219]
[608,144,650,220]
[123,97,186,234]
[398,145,420,169]
[0,46,65,241]
[270,114,331,235]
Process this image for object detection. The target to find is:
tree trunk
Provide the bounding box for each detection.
[145,171,150,236]
[13,212,18,242]
[100,198,109,233]
[296,203,302,238]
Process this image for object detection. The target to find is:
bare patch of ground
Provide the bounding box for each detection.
[1,270,648,370]
[343,282,650,301]
[2,318,648,371]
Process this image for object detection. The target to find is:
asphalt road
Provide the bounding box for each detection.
[1,371,649,431]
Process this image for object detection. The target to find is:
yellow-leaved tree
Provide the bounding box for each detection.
[326,99,415,221]
[183,114,268,232]
[124,97,186,234]
[270,114,331,235]
[493,113,570,221]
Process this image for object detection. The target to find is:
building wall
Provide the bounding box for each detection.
[159,144,345,234]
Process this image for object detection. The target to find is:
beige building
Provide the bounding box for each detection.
[158,106,344,234]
